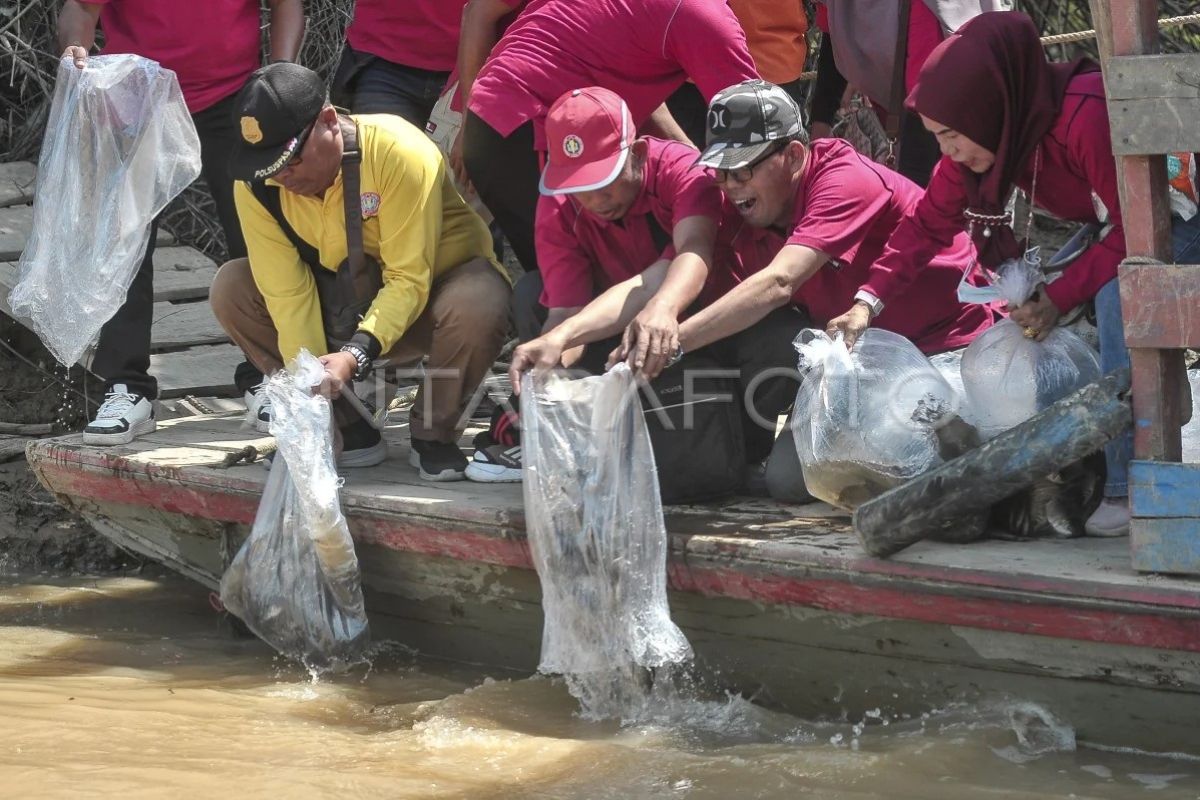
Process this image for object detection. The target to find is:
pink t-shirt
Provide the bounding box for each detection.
[469,0,758,150]
[729,139,992,354]
[865,73,1123,312]
[346,0,467,73]
[536,138,735,309]
[83,0,260,113]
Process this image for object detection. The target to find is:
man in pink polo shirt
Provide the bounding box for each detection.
[477,87,806,487]
[679,80,994,501]
[461,0,758,277]
[334,0,469,128]
[57,0,303,445]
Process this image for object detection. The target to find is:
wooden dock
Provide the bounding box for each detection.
[0,161,240,398]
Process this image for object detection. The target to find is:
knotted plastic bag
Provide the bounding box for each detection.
[960,253,1101,440]
[220,350,370,670]
[793,329,975,511]
[521,364,692,716]
[9,55,201,365]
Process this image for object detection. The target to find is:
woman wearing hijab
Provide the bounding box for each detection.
[823,12,1200,538]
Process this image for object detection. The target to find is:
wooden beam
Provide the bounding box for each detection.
[150,300,229,351]
[149,343,243,398]
[1130,461,1200,518]
[1130,348,1186,462]
[1119,263,1200,349]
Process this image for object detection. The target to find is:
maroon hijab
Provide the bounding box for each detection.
[906,12,1099,266]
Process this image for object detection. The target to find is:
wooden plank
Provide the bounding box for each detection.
[150,300,228,350]
[0,162,35,208]
[1130,460,1200,518]
[0,435,31,464]
[149,343,242,398]
[1109,100,1200,156]
[0,205,175,261]
[0,247,215,308]
[151,247,219,301]
[1131,517,1200,575]
[1120,263,1200,349]
[1106,54,1200,155]
[1106,54,1200,100]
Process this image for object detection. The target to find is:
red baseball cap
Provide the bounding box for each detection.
[539,87,635,196]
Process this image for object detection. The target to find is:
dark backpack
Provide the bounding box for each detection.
[641,353,746,504]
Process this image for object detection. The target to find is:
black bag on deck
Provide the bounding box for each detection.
[641,353,746,504]
[248,120,383,347]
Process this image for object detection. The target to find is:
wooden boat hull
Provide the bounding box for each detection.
[26,417,1200,755]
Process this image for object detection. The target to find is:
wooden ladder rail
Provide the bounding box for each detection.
[1088,0,1200,572]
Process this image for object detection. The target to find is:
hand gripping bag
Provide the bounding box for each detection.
[220,351,370,670]
[793,329,978,512]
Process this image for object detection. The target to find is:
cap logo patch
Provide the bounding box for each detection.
[563,134,584,158]
[240,116,264,144]
[708,105,730,134]
[360,192,381,218]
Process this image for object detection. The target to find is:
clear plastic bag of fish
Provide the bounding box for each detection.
[960,253,1101,440]
[220,350,370,670]
[793,329,976,512]
[521,364,692,714]
[8,54,201,365]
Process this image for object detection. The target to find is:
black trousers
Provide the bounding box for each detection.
[511,271,807,462]
[462,111,540,275]
[92,90,254,398]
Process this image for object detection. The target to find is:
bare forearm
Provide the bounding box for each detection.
[679,269,794,351]
[57,0,98,53]
[457,0,508,108]
[552,262,670,348]
[644,251,708,318]
[267,0,305,63]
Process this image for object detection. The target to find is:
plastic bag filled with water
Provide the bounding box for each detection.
[8,54,201,365]
[793,329,975,511]
[960,254,1100,440]
[521,364,692,716]
[220,350,370,670]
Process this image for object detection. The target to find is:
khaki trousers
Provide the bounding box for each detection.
[211,257,511,442]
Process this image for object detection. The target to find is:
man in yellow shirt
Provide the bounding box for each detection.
[211,63,511,480]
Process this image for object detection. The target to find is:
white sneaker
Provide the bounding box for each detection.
[83,384,156,446]
[244,383,272,433]
[1084,497,1130,538]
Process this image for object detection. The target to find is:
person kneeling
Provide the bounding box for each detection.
[212,64,511,480]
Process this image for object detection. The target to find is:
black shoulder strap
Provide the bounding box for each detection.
[248,181,324,270]
[340,120,365,286]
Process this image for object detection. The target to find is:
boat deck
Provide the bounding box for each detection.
[27,410,1200,638]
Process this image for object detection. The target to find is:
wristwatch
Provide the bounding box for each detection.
[340,343,372,381]
[665,344,685,369]
[853,289,884,319]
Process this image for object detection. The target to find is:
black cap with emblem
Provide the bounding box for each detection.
[695,79,807,171]
[228,62,328,182]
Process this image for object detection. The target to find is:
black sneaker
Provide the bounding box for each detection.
[339,416,388,468]
[464,430,522,482]
[409,438,468,481]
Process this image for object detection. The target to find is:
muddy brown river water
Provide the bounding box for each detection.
[2,570,1198,799]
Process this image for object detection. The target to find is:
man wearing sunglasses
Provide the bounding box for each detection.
[211,64,512,481]
[678,79,993,501]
